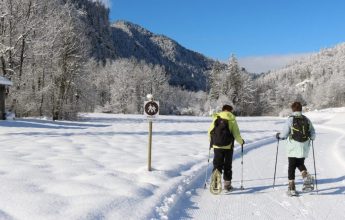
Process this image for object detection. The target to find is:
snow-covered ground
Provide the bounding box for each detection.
[0,109,344,220]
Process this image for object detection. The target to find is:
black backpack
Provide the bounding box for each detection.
[290,115,310,142]
[210,116,234,147]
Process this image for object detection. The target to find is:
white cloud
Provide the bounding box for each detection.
[238,53,313,74]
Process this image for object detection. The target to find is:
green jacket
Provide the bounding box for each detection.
[208,111,244,149]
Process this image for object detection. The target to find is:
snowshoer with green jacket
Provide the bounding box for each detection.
[276,101,316,196]
[208,104,244,192]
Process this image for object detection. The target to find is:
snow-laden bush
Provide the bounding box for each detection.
[179,107,194,116]
[279,108,291,117]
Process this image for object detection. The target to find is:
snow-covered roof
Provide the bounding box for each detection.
[0,76,12,86]
[295,79,312,87]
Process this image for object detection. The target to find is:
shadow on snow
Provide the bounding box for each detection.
[0,119,109,129]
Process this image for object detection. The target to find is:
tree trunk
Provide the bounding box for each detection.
[18,37,26,81]
[0,56,7,76]
[0,85,5,120]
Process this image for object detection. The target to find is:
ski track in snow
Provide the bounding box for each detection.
[153,137,278,220]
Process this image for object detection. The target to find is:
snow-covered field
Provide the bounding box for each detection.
[0,109,344,220]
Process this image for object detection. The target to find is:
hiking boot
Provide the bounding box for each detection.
[301,170,308,179]
[288,180,296,191]
[224,180,233,191]
[287,180,298,196]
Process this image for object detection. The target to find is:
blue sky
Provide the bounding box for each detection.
[105,0,345,72]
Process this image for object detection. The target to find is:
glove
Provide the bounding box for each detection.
[276,132,280,140]
[242,139,245,145]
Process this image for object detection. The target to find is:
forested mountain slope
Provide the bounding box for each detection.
[255,43,345,115]
[111,21,215,90]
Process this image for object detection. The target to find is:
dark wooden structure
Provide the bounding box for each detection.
[0,76,12,120]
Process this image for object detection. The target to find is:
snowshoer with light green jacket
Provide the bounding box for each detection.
[208,105,244,191]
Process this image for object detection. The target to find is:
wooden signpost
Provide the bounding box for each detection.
[144,94,159,171]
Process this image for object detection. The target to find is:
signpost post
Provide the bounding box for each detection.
[144,94,159,171]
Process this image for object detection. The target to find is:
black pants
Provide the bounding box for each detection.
[213,148,234,181]
[288,157,307,180]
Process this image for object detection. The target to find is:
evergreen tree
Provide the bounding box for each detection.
[226,54,242,106]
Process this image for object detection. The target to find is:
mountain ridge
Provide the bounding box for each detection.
[110,20,215,90]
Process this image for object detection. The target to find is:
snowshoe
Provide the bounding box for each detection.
[302,174,315,192]
[287,189,299,197]
[210,169,222,195]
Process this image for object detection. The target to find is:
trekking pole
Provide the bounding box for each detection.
[273,139,279,189]
[204,145,212,189]
[240,143,244,190]
[311,140,318,194]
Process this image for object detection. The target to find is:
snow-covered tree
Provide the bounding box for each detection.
[208,62,222,100]
[224,54,242,105]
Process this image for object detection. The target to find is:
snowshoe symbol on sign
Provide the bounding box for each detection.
[144,101,159,116]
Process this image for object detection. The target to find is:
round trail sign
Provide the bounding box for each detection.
[144,101,159,116]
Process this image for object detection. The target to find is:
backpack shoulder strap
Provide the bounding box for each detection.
[290,116,298,133]
[214,116,220,125]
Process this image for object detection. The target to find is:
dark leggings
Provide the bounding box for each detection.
[288,157,307,180]
[213,148,234,181]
